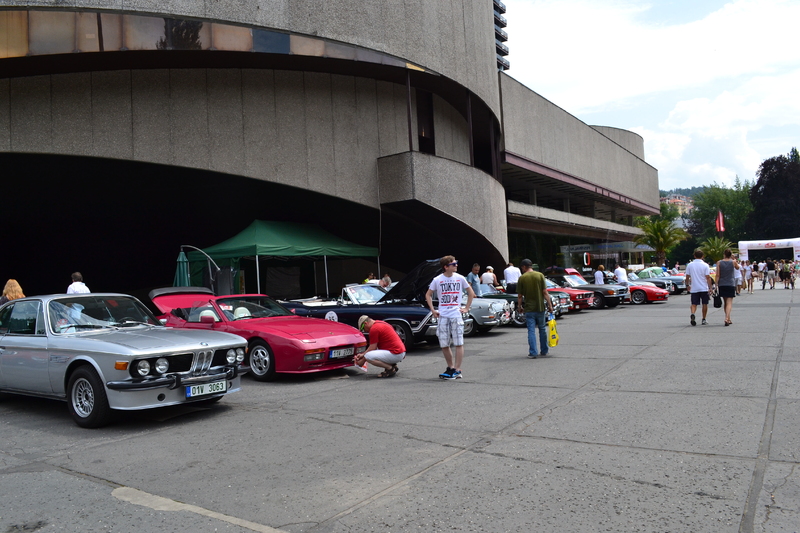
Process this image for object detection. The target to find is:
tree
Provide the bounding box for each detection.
[745,148,800,239]
[634,219,689,267]
[699,236,734,264]
[635,202,680,226]
[686,177,752,242]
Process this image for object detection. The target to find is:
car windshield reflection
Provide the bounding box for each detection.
[562,275,588,287]
[344,284,387,304]
[49,296,160,333]
[216,297,293,320]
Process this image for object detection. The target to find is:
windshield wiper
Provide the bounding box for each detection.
[60,324,108,330]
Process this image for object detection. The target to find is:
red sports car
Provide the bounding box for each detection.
[627,282,670,304]
[151,288,366,381]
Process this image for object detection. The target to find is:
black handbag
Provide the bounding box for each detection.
[712,287,722,308]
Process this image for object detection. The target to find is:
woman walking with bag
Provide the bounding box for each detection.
[715,249,739,326]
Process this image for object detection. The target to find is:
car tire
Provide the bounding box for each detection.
[631,290,647,305]
[463,316,476,337]
[248,340,277,382]
[388,321,413,352]
[67,366,113,428]
[592,293,606,309]
[607,299,620,308]
[476,326,493,334]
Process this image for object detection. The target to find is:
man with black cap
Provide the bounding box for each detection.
[517,259,554,359]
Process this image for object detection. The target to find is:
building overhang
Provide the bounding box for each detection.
[502,151,660,220]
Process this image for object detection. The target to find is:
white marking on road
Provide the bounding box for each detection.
[112,486,285,533]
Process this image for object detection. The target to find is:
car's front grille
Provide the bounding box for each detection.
[191,350,215,375]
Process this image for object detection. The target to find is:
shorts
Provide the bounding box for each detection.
[768,270,777,280]
[365,349,405,365]
[436,316,464,348]
[690,291,709,305]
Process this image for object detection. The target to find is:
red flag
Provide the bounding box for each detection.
[715,210,725,232]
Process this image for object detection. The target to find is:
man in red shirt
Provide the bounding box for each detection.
[355,315,406,378]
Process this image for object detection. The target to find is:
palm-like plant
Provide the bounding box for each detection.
[699,236,735,264]
[634,219,689,266]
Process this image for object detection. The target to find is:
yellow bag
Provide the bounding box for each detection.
[548,318,559,347]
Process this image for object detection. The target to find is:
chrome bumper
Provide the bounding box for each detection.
[106,365,239,391]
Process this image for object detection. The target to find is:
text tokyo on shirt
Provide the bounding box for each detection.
[429,273,469,319]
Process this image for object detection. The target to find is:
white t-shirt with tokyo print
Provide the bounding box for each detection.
[429,273,469,319]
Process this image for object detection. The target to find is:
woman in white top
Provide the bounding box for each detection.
[743,260,754,294]
[480,266,498,286]
[594,265,605,284]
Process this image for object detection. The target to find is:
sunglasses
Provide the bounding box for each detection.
[447,261,459,267]
[359,321,367,331]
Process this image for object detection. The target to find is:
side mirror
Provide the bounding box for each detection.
[200,315,215,324]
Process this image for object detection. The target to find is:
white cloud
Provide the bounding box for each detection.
[503,0,800,190]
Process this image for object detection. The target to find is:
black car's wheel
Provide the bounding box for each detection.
[67,366,113,428]
[607,299,620,308]
[511,309,526,327]
[463,316,476,337]
[592,293,606,309]
[631,290,647,305]
[249,340,277,382]
[388,321,413,352]
[476,326,493,334]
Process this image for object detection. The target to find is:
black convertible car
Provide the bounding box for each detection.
[282,260,472,350]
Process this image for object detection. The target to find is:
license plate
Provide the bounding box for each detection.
[329,347,354,359]
[186,380,227,398]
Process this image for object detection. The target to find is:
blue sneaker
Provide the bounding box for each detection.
[439,367,454,379]
[453,370,462,379]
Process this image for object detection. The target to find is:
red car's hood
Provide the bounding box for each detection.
[235,315,360,338]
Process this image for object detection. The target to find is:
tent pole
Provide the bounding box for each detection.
[256,255,261,294]
[377,257,381,279]
[324,255,329,298]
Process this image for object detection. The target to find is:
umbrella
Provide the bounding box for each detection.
[173,251,191,287]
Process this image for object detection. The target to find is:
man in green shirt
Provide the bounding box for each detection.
[516,259,554,359]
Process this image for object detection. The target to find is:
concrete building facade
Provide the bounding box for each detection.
[0,2,659,296]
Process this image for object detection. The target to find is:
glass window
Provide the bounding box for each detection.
[215,297,292,319]
[211,23,252,51]
[0,11,29,59]
[123,14,166,51]
[0,304,14,335]
[77,12,123,52]
[28,11,76,55]
[49,296,160,333]
[290,34,324,57]
[7,301,42,335]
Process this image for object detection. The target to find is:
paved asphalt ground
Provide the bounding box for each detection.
[1,287,798,532]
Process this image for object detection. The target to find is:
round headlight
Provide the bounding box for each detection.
[236,348,245,362]
[154,357,169,374]
[136,360,150,377]
[226,349,236,364]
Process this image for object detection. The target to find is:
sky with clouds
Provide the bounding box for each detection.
[503,0,800,191]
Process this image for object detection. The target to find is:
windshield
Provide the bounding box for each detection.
[561,275,589,287]
[477,283,500,296]
[215,297,293,320]
[344,284,387,304]
[545,279,559,289]
[49,296,160,333]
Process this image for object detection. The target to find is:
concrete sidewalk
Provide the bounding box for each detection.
[1,288,798,532]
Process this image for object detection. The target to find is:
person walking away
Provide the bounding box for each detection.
[355,315,406,378]
[67,272,90,294]
[766,258,777,289]
[734,259,743,295]
[744,260,754,294]
[467,263,481,295]
[480,266,498,287]
[594,265,605,284]
[613,264,628,287]
[517,259,555,359]
[685,249,713,326]
[426,256,475,380]
[503,262,521,293]
[715,249,739,326]
[0,279,25,305]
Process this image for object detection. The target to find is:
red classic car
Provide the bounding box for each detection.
[150,288,366,381]
[545,278,594,311]
[627,282,670,304]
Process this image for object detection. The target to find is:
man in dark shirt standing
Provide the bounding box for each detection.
[766,258,777,289]
[516,259,554,359]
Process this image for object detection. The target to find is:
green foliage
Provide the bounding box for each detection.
[686,177,752,242]
[659,186,706,198]
[699,236,735,264]
[634,219,690,267]
[746,148,800,239]
[635,202,680,226]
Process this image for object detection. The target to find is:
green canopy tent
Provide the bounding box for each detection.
[186,220,379,296]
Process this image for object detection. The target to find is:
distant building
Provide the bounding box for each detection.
[661,194,694,215]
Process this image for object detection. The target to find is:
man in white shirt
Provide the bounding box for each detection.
[503,262,521,293]
[66,272,91,294]
[684,249,713,326]
[613,264,628,286]
[426,255,475,381]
